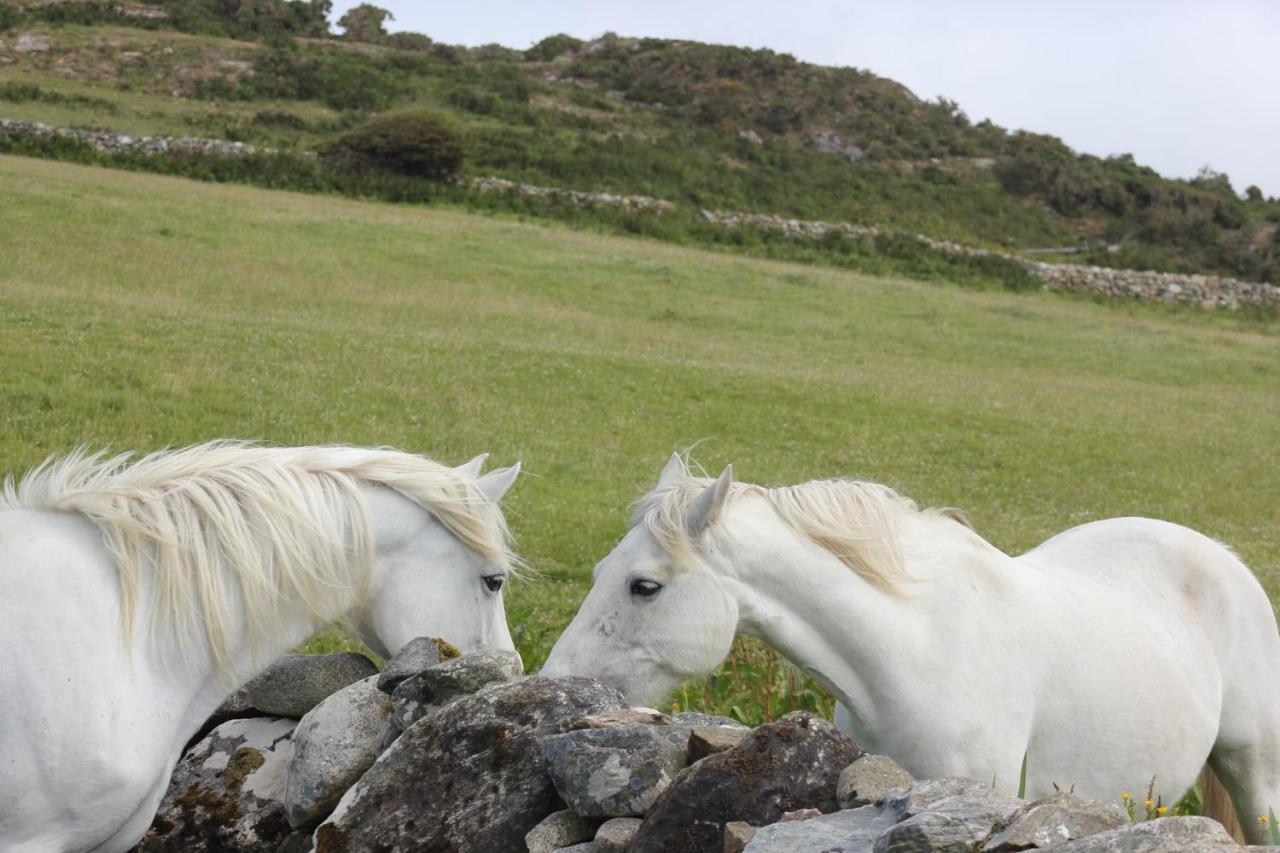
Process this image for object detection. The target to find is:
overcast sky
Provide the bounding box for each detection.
[329,1,1280,196]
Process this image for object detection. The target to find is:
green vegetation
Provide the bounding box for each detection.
[1,12,1277,283]
[321,108,465,180]
[3,156,1277,725]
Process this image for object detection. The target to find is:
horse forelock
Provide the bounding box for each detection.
[632,461,967,594]
[0,441,516,673]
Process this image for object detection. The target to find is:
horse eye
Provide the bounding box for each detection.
[483,574,506,592]
[630,579,662,597]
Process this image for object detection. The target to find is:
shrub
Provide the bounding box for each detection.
[322,109,465,181]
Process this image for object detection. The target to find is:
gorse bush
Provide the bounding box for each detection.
[321,109,466,181]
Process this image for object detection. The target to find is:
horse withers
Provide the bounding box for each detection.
[0,442,521,853]
[542,454,1280,844]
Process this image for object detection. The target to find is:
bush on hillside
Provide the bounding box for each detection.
[321,110,465,181]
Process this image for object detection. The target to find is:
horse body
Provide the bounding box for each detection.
[542,457,1280,843]
[0,444,521,853]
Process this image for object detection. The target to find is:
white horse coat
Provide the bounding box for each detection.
[0,442,521,853]
[543,456,1280,843]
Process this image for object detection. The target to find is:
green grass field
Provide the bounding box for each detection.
[3,154,1278,723]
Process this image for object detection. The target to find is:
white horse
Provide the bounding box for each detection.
[0,441,522,853]
[542,455,1280,843]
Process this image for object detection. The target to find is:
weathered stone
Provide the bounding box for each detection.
[277,831,314,853]
[872,788,1026,853]
[569,707,672,730]
[314,676,625,853]
[877,777,991,819]
[541,724,692,817]
[389,647,522,726]
[1042,816,1238,852]
[525,809,600,853]
[672,711,749,729]
[553,844,595,853]
[593,816,644,853]
[725,821,758,853]
[780,808,823,822]
[838,755,914,809]
[689,725,751,761]
[629,711,864,853]
[743,804,899,852]
[138,717,296,853]
[374,635,455,694]
[243,653,377,718]
[284,675,389,830]
[983,792,1130,851]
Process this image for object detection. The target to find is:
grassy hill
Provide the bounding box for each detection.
[4,154,1277,723]
[2,1,1279,285]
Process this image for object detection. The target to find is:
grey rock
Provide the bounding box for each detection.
[593,816,643,853]
[374,635,452,694]
[15,34,51,52]
[389,647,522,729]
[137,717,296,852]
[838,755,914,809]
[877,777,991,820]
[277,831,314,853]
[780,808,824,822]
[1044,816,1238,852]
[284,675,390,830]
[983,793,1129,851]
[541,724,692,817]
[243,653,377,718]
[672,711,749,729]
[553,845,595,853]
[689,726,750,761]
[526,809,600,853]
[569,707,673,730]
[744,804,899,853]
[629,711,864,853]
[872,788,1026,853]
[314,676,624,853]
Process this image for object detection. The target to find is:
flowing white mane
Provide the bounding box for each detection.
[1,441,516,670]
[633,460,970,593]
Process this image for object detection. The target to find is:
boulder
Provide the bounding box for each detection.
[593,817,644,853]
[877,777,991,820]
[837,755,913,810]
[525,809,600,853]
[629,711,863,853]
[743,804,898,852]
[689,726,751,761]
[569,707,673,730]
[872,787,1025,853]
[314,676,625,853]
[138,717,296,852]
[388,647,523,733]
[983,793,1130,851]
[1041,816,1239,852]
[725,821,759,853]
[243,653,377,718]
[374,635,457,694]
[541,724,692,817]
[284,675,390,830]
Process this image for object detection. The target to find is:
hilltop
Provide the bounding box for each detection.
[1,0,1278,284]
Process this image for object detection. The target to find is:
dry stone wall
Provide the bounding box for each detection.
[3,117,1276,310]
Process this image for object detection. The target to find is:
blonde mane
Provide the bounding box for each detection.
[1,441,516,671]
[633,461,969,593]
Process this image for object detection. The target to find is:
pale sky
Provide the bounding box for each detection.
[330,1,1280,197]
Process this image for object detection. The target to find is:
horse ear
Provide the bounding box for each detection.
[476,461,521,503]
[456,452,489,478]
[686,464,733,537]
[656,452,685,489]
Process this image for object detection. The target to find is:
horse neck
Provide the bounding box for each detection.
[722,507,1003,740]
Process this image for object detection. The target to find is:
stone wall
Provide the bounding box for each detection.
[3,116,1276,310]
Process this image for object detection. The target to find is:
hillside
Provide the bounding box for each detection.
[3,154,1278,716]
[1,0,1278,285]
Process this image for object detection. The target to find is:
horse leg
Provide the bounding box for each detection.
[86,759,176,853]
[1208,733,1280,845]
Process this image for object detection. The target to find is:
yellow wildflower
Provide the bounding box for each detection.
[1144,799,1154,808]
[1121,793,1131,800]
[1156,806,1168,815]
[1260,815,1271,826]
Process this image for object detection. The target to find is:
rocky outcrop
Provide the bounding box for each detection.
[138,717,297,853]
[541,724,693,816]
[241,653,378,719]
[313,676,625,853]
[628,711,863,853]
